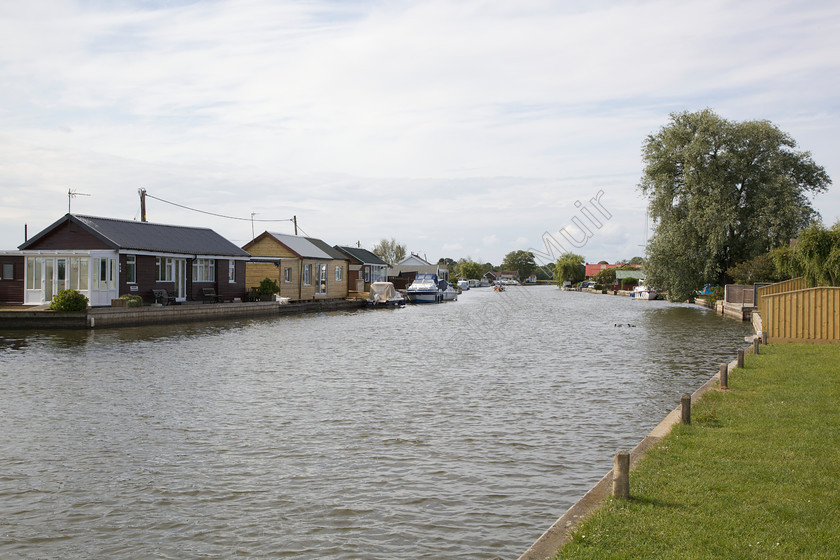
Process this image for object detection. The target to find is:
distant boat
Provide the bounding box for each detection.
[457,279,470,290]
[632,285,657,300]
[406,274,443,303]
[366,282,406,307]
[440,281,458,301]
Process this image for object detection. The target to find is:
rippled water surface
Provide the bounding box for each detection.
[0,287,753,559]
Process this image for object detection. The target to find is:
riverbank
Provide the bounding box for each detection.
[547,343,840,559]
[0,298,365,328]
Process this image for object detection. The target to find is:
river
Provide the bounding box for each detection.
[0,286,753,559]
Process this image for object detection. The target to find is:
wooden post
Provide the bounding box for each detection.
[737,348,745,369]
[753,338,760,355]
[612,451,630,499]
[681,393,691,424]
[719,363,728,390]
[762,331,768,345]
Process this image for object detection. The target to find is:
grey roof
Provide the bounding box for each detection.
[334,246,388,266]
[19,214,250,257]
[266,232,333,260]
[306,238,347,261]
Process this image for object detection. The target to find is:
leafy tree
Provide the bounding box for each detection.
[629,256,644,265]
[727,252,783,285]
[372,238,407,266]
[459,259,483,279]
[640,109,830,301]
[594,267,616,286]
[794,221,840,287]
[501,250,536,280]
[553,252,585,285]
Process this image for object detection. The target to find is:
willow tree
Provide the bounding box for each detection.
[639,109,830,301]
[553,252,585,285]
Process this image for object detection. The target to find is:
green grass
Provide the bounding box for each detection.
[555,344,840,560]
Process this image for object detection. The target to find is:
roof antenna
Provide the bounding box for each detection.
[68,188,90,214]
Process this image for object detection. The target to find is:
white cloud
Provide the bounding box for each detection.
[1,0,839,263]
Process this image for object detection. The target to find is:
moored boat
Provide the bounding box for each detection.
[366,282,406,307]
[440,281,458,301]
[406,274,443,303]
[632,285,658,300]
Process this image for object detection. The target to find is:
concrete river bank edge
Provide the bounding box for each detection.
[0,299,365,329]
[515,324,763,560]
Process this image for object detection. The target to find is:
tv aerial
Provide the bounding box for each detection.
[68,188,90,213]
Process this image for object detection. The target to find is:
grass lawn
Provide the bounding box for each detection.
[554,344,840,560]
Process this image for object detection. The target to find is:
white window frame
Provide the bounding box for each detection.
[317,263,327,294]
[228,260,236,283]
[303,264,312,286]
[126,255,137,284]
[335,265,343,282]
[192,258,215,283]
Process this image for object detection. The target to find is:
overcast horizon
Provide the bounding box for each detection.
[2,0,838,266]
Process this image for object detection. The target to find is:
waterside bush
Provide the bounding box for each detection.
[118,294,143,307]
[49,289,89,311]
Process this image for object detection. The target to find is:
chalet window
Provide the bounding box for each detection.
[2,263,13,279]
[26,258,41,290]
[228,261,236,283]
[335,265,343,282]
[284,267,292,283]
[192,259,215,282]
[364,266,370,283]
[126,255,136,283]
[317,264,327,294]
[57,259,66,291]
[156,257,173,282]
[303,264,312,286]
[69,257,88,290]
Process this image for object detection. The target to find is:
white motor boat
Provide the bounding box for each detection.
[406,274,443,303]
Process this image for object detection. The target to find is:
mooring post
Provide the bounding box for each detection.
[753,338,760,355]
[681,393,691,424]
[719,363,728,390]
[762,331,768,345]
[737,348,745,369]
[612,451,630,499]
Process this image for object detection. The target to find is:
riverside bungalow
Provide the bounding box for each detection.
[333,246,388,292]
[243,232,349,301]
[13,214,251,306]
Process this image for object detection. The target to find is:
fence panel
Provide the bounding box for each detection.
[762,287,840,343]
[756,278,806,319]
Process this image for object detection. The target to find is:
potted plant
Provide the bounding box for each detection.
[257,277,280,301]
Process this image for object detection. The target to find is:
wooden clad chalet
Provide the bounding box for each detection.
[13,214,251,306]
[243,232,349,301]
[333,246,388,292]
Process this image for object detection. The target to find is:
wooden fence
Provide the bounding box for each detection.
[756,278,806,319]
[760,286,840,343]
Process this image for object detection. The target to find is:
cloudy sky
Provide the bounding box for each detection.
[1,0,838,266]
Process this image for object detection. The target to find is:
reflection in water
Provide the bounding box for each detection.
[0,287,752,559]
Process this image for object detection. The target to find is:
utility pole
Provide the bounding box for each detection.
[293,215,298,235]
[138,188,147,222]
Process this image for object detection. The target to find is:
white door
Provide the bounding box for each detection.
[174,259,187,301]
